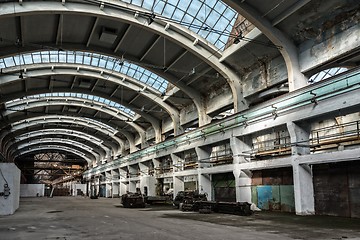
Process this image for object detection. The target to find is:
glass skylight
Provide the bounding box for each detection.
[6,92,136,117]
[0,51,168,93]
[121,0,237,50]
[309,67,349,83]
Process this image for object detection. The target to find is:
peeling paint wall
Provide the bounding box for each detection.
[242,56,287,99]
[251,168,295,212]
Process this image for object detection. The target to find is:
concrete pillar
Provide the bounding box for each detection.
[152,158,160,175]
[139,161,157,196]
[230,136,252,164]
[287,121,314,215]
[112,183,119,198]
[105,171,111,197]
[127,164,137,193]
[233,167,252,203]
[198,174,212,200]
[139,175,156,196]
[127,164,138,178]
[173,176,184,199]
[287,122,311,155]
[119,182,127,196]
[128,181,136,193]
[106,183,112,198]
[111,169,119,198]
[292,161,315,215]
[195,146,212,168]
[230,136,252,203]
[0,163,20,215]
[171,153,183,172]
[196,146,212,199]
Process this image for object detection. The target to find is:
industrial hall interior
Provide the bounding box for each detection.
[1,0,360,233]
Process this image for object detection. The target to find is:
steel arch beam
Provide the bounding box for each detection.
[223,0,308,91]
[2,127,119,159]
[5,96,147,146]
[1,111,138,153]
[10,136,105,160]
[14,145,93,164]
[0,1,248,124]
[11,129,111,155]
[0,64,176,139]
[11,139,99,162]
[1,85,162,142]
[0,111,137,153]
[1,115,125,156]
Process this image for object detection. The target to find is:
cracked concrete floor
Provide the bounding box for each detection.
[0,197,359,240]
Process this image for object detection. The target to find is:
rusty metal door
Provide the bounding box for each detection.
[212,173,236,202]
[313,161,360,218]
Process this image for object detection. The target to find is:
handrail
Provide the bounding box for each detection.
[85,67,360,175]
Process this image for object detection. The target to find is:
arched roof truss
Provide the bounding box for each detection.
[12,138,100,161]
[0,61,179,139]
[12,131,108,158]
[15,145,93,164]
[0,1,248,126]
[1,115,125,156]
[2,127,118,160]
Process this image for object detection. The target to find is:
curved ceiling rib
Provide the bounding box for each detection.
[1,110,140,154]
[0,64,181,138]
[12,129,110,153]
[5,95,147,143]
[0,51,169,93]
[14,145,93,164]
[6,93,134,119]
[222,0,308,91]
[1,115,125,156]
[11,139,99,162]
[116,0,238,50]
[2,127,119,161]
[11,135,107,159]
[0,2,247,125]
[0,0,247,167]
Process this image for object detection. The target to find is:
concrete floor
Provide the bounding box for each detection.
[0,197,359,240]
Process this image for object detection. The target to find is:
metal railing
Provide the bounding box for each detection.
[247,120,360,159]
[310,120,360,151]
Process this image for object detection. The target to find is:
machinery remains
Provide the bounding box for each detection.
[174,190,252,216]
[121,192,146,208]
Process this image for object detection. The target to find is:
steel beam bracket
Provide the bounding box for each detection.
[310,91,318,105]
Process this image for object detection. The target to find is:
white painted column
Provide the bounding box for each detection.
[287,122,315,215]
[128,181,136,193]
[0,163,20,215]
[105,171,111,198]
[196,146,212,168]
[111,169,119,198]
[171,153,185,198]
[230,136,252,203]
[139,162,157,196]
[118,167,128,195]
[173,176,184,199]
[198,174,212,200]
[127,165,137,193]
[152,158,160,176]
[171,153,184,172]
[196,146,212,199]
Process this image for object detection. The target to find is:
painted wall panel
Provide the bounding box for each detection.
[257,185,272,210]
[251,186,258,206]
[313,161,360,218]
[280,185,295,212]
